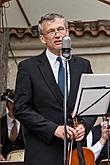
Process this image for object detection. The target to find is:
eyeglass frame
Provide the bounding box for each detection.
[41,26,68,37]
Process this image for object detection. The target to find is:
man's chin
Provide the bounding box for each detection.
[56,45,62,51]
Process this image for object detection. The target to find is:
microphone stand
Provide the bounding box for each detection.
[63,56,71,165]
[62,35,72,165]
[64,59,68,165]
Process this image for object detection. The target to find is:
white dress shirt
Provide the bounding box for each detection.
[87,130,104,160]
[46,48,70,93]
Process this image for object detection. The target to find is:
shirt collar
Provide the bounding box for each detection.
[7,114,19,124]
[46,48,64,63]
[46,49,58,64]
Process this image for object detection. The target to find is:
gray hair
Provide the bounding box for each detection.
[38,13,68,35]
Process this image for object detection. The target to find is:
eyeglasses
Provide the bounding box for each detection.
[42,27,67,37]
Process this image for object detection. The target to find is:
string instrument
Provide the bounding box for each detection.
[68,147,95,165]
[1,89,14,103]
[67,117,96,165]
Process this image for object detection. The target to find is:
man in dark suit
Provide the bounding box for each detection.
[14,13,96,165]
[0,89,25,160]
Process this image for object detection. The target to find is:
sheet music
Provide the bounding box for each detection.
[73,74,110,117]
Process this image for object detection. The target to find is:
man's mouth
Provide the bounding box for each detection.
[54,40,62,45]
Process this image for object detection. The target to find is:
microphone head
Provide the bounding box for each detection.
[62,36,71,59]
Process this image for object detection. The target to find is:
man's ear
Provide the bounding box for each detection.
[66,29,69,36]
[39,35,46,44]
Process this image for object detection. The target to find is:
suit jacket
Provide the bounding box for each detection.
[14,50,96,165]
[1,115,26,158]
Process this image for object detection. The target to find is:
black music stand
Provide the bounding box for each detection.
[73,86,110,117]
[72,74,110,165]
[73,74,110,118]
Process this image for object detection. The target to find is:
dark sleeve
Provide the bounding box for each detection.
[14,62,58,144]
[81,116,97,135]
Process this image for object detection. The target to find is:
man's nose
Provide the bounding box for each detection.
[54,29,60,36]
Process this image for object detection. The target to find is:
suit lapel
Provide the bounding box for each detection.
[36,53,81,110]
[1,115,8,145]
[38,53,64,105]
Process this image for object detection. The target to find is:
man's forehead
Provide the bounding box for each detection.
[42,18,65,28]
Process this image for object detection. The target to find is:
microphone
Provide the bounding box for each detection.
[62,36,71,60]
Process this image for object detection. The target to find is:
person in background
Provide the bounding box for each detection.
[0,89,25,161]
[87,117,110,165]
[14,13,96,165]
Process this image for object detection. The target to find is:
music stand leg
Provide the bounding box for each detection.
[107,119,110,165]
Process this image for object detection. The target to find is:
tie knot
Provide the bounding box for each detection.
[57,57,62,63]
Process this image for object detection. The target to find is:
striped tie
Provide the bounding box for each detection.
[57,57,64,95]
[10,119,17,142]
